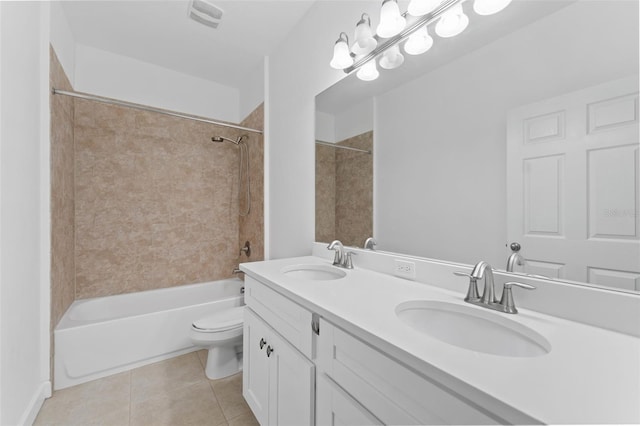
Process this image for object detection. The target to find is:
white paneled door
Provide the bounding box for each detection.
[507,76,640,291]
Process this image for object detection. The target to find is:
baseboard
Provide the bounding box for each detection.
[18,381,51,426]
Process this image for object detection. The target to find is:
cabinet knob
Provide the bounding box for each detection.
[266,345,274,357]
[259,338,266,349]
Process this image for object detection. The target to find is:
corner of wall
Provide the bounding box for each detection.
[49,0,76,86]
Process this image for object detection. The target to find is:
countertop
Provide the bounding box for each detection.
[241,256,640,424]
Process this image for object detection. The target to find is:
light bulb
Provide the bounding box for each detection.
[376,0,406,38]
[379,44,405,69]
[473,0,512,15]
[357,60,379,81]
[352,13,377,55]
[404,25,433,55]
[435,4,469,38]
[329,32,354,69]
[408,0,443,17]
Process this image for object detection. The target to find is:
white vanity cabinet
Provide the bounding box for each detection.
[316,319,504,425]
[243,276,315,426]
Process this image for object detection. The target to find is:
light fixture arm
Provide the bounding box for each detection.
[344,0,465,74]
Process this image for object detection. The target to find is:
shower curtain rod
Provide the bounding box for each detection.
[316,140,371,154]
[52,88,263,135]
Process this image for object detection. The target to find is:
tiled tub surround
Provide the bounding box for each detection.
[315,131,373,247]
[240,246,640,424]
[238,104,264,263]
[74,100,264,298]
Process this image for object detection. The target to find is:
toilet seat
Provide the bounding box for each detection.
[192,306,244,333]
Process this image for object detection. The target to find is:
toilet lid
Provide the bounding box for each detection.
[192,306,244,332]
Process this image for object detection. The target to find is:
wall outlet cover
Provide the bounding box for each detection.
[394,259,416,280]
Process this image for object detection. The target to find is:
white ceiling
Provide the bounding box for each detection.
[61,0,316,88]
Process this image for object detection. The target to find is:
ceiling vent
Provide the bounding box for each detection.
[188,0,223,29]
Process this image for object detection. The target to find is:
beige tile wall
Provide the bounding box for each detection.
[315,144,336,243]
[315,132,373,247]
[74,100,264,298]
[238,104,264,264]
[50,46,75,377]
[335,131,373,248]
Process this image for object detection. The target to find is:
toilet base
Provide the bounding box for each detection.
[205,345,242,380]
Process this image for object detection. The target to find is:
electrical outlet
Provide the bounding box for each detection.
[394,259,416,280]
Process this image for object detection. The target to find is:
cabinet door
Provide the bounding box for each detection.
[268,329,315,426]
[316,374,383,426]
[243,308,271,425]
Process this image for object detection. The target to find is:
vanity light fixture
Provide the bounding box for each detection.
[329,32,354,70]
[376,0,406,38]
[357,60,380,81]
[353,13,377,55]
[435,4,469,38]
[330,0,513,81]
[473,0,512,16]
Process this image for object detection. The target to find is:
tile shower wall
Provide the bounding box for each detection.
[315,143,336,243]
[315,131,372,247]
[74,101,262,298]
[238,104,264,264]
[50,46,75,370]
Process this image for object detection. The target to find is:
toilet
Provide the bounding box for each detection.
[190,306,244,380]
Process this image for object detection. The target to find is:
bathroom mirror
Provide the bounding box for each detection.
[315,0,640,293]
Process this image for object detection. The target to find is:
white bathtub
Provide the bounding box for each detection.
[54,278,244,390]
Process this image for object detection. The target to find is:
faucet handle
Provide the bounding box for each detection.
[499,281,535,314]
[454,271,480,301]
[344,251,357,269]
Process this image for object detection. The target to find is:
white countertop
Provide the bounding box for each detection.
[241,255,640,424]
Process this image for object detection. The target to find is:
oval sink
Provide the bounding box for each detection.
[281,264,347,281]
[396,301,551,358]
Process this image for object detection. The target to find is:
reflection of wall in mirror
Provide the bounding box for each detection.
[374,0,638,271]
[316,131,373,247]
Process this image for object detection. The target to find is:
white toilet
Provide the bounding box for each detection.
[190,306,244,379]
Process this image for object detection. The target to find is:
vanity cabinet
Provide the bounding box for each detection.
[317,319,499,425]
[243,276,315,426]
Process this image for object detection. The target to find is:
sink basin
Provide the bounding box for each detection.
[396,301,551,358]
[281,264,347,281]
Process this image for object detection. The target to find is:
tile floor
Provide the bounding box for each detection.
[35,351,259,426]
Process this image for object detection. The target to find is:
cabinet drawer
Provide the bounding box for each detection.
[317,373,383,426]
[245,275,313,358]
[318,320,498,425]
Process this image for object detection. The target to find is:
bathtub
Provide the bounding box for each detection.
[54,278,244,390]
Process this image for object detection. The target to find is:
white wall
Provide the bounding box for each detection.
[239,61,265,122]
[374,0,639,266]
[315,110,335,143]
[0,2,52,424]
[334,98,373,142]
[74,44,241,123]
[50,0,75,85]
[267,0,378,258]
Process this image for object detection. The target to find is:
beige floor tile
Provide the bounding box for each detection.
[34,372,130,426]
[209,373,253,422]
[131,352,206,404]
[227,412,259,426]
[196,349,207,369]
[130,380,227,426]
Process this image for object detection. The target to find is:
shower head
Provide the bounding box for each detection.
[211,135,249,145]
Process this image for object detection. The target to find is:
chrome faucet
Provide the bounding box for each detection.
[506,242,524,272]
[471,261,497,305]
[327,240,355,269]
[455,261,535,314]
[363,237,377,250]
[327,240,344,266]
